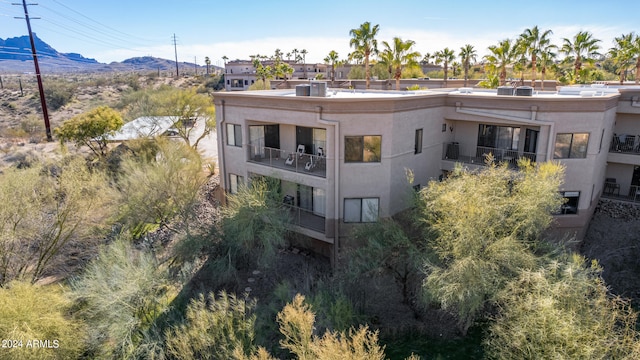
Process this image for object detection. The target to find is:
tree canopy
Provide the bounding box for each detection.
[55,105,123,157]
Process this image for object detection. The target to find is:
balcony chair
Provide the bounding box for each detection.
[285,153,295,166]
[297,144,305,159]
[305,155,316,171]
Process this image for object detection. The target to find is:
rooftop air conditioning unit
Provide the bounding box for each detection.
[515,86,533,96]
[310,81,327,97]
[458,87,473,94]
[296,84,310,96]
[497,86,514,96]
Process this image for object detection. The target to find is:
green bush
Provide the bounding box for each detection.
[43,80,76,110]
[0,282,85,360]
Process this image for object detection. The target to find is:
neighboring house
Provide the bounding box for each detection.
[105,116,179,141]
[224,59,330,91]
[214,81,640,261]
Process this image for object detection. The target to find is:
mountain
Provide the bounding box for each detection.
[0,35,214,74]
[0,34,98,63]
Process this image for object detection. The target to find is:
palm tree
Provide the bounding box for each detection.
[519,26,553,89]
[434,47,456,87]
[378,47,394,89]
[324,50,343,83]
[349,21,380,89]
[484,39,519,86]
[301,49,308,79]
[561,31,601,80]
[609,33,635,84]
[538,43,558,90]
[204,56,211,75]
[381,37,421,90]
[459,44,477,87]
[348,50,364,65]
[291,48,299,63]
[631,33,640,85]
[222,55,228,65]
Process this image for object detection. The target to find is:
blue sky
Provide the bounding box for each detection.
[0,0,635,66]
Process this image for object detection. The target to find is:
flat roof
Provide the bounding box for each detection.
[106,116,178,141]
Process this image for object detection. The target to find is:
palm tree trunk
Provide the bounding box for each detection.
[541,68,546,90]
[531,55,537,89]
[464,64,469,87]
[444,63,448,88]
[636,59,640,85]
[365,53,371,89]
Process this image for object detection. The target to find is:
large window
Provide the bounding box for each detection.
[477,124,520,150]
[557,191,579,215]
[226,124,242,147]
[344,198,379,223]
[345,136,381,162]
[229,174,244,194]
[554,133,589,159]
[415,129,423,154]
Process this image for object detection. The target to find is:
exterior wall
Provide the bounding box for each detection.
[215,85,635,252]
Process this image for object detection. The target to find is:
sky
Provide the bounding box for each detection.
[0,0,636,67]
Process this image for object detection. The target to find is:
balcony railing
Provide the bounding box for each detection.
[248,144,326,178]
[285,204,326,233]
[609,134,640,154]
[601,184,640,203]
[443,143,537,167]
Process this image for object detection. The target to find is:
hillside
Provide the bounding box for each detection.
[0,35,217,73]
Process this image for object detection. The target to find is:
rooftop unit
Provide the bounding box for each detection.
[515,86,533,96]
[497,86,514,96]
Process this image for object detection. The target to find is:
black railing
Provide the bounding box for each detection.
[442,143,537,167]
[609,134,640,154]
[284,204,326,233]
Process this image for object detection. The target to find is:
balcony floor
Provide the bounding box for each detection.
[249,154,327,178]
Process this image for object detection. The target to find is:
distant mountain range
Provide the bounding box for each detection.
[0,34,213,73]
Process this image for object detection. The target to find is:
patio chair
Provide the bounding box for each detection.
[285,153,295,166]
[305,155,315,171]
[297,144,305,158]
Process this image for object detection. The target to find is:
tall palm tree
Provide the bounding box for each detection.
[459,44,477,87]
[324,50,343,83]
[434,47,456,87]
[301,49,308,79]
[484,39,519,86]
[538,43,558,90]
[222,55,228,65]
[349,21,380,89]
[204,56,211,75]
[378,47,394,89]
[291,48,299,63]
[561,31,601,80]
[381,37,421,90]
[519,26,553,89]
[609,33,635,84]
[632,34,640,85]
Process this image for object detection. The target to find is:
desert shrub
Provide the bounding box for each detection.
[117,138,206,237]
[277,294,386,360]
[0,157,118,286]
[220,176,291,268]
[0,281,85,360]
[43,80,76,110]
[70,236,174,359]
[55,105,124,157]
[485,254,640,359]
[165,291,259,359]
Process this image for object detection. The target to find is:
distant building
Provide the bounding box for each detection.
[224,59,329,91]
[214,82,640,261]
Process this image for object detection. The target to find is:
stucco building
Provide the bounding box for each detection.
[214,82,640,260]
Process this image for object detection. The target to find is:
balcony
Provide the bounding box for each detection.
[285,204,326,234]
[443,143,537,168]
[609,134,640,155]
[601,184,640,204]
[247,144,327,178]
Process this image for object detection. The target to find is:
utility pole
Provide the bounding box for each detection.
[172,34,179,77]
[14,0,52,141]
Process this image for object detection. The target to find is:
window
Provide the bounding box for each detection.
[477,124,520,150]
[345,135,381,162]
[226,124,242,147]
[554,133,589,159]
[344,198,379,222]
[244,79,248,86]
[231,79,242,87]
[229,174,244,194]
[557,191,579,215]
[415,129,423,154]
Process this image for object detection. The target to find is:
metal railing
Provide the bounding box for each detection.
[247,144,326,178]
[442,143,537,167]
[284,204,326,233]
[609,134,640,154]
[601,184,640,203]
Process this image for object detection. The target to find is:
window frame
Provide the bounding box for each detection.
[556,191,580,215]
[415,128,423,154]
[344,135,382,163]
[343,197,379,223]
[554,132,589,159]
[229,173,244,194]
[226,124,242,147]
